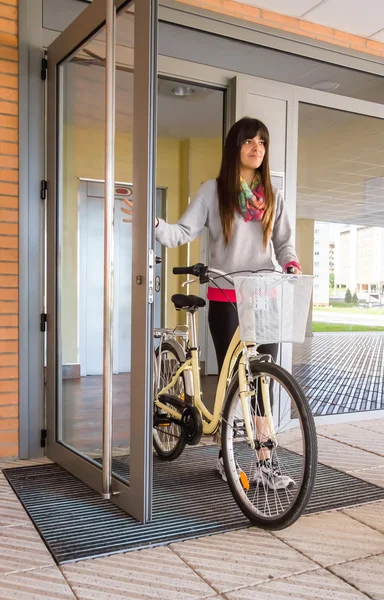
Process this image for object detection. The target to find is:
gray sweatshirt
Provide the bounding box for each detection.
[156,179,298,288]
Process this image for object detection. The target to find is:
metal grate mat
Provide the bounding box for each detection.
[4,445,384,564]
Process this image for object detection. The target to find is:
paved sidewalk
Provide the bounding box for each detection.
[1,419,384,599]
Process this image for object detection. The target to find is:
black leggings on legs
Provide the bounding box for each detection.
[208,300,278,416]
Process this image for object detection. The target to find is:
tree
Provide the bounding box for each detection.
[352,293,358,305]
[329,273,335,288]
[345,288,352,303]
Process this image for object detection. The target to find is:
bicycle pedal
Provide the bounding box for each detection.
[239,470,250,491]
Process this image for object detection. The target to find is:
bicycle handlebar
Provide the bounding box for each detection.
[172,263,207,277]
[173,263,298,285]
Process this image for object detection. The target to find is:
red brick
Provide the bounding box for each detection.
[0,404,18,418]
[0,4,17,19]
[0,262,17,275]
[0,352,17,365]
[0,338,17,351]
[0,32,17,48]
[261,9,298,29]
[0,114,17,129]
[0,127,17,142]
[0,391,17,404]
[0,168,17,182]
[0,45,17,62]
[0,274,17,287]
[0,59,17,75]
[366,39,384,52]
[0,366,17,378]
[0,430,18,444]
[0,18,16,35]
[0,73,17,89]
[0,235,17,249]
[0,208,17,221]
[0,443,18,457]
[0,248,19,263]
[0,196,17,209]
[0,379,17,393]
[0,101,17,116]
[0,141,17,155]
[0,222,17,235]
[0,315,17,328]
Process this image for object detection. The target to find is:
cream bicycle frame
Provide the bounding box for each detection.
[155,321,277,445]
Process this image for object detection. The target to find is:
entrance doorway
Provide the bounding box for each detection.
[45,0,157,521]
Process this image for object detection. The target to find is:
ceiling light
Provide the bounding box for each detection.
[311,80,340,91]
[171,85,197,97]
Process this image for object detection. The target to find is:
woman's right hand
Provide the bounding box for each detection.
[121,197,133,222]
[121,197,159,227]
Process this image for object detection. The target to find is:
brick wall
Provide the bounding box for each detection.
[0,0,18,458]
[177,0,384,58]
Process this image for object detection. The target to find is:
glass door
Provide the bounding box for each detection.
[46,0,157,522]
[231,74,297,432]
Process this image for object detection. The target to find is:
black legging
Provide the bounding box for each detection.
[208,300,278,416]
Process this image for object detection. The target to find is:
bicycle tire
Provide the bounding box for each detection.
[153,339,187,461]
[222,358,317,530]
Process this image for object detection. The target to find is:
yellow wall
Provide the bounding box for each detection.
[61,126,222,363]
[188,137,222,295]
[62,127,182,363]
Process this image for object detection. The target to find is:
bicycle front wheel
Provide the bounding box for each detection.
[222,359,317,530]
[153,339,186,461]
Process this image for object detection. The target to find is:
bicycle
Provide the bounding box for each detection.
[153,263,317,530]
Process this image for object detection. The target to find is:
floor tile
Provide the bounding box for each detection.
[2,566,77,600]
[0,458,52,472]
[352,466,384,488]
[313,436,384,472]
[342,501,384,534]
[0,473,13,496]
[224,568,369,599]
[317,423,384,456]
[62,545,218,600]
[351,419,384,436]
[0,523,54,575]
[274,511,384,567]
[171,528,317,593]
[330,554,384,600]
[0,494,31,528]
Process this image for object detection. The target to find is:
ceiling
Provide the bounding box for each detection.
[297,104,384,227]
[66,10,384,229]
[231,0,384,41]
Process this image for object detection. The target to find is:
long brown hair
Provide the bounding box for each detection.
[217,117,274,247]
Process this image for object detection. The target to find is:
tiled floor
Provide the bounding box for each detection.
[293,333,384,415]
[1,421,384,599]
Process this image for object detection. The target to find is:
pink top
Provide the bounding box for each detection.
[207,261,301,303]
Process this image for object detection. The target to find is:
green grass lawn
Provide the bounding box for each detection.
[313,323,384,332]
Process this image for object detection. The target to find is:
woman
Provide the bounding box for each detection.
[122,117,301,488]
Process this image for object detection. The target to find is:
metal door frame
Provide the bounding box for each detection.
[46,0,157,521]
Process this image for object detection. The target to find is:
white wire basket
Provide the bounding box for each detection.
[233,274,314,345]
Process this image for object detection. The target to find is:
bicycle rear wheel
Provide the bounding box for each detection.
[153,339,186,461]
[222,358,317,530]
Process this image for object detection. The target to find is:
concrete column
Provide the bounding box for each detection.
[296,219,314,337]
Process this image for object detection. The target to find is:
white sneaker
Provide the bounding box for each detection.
[216,455,244,483]
[216,456,228,482]
[252,461,295,490]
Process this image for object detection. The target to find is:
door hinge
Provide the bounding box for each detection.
[41,57,47,81]
[40,428,47,448]
[40,180,47,200]
[40,312,47,332]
